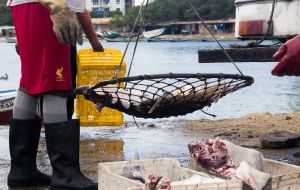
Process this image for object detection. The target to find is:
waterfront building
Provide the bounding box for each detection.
[86,0,134,15]
[144,19,236,35]
[91,18,111,32]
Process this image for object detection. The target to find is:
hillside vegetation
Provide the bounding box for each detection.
[0,0,236,28]
[0,0,13,26]
[110,0,236,28]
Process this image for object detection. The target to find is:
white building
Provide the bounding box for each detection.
[134,0,154,6]
[86,0,134,15]
[134,0,142,5]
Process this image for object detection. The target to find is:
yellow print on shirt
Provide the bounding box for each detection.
[56,67,65,82]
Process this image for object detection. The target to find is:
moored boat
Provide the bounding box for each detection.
[146,38,169,42]
[0,90,16,125]
[97,31,122,39]
[6,38,16,43]
[143,28,165,38]
[168,38,189,42]
[147,38,188,42]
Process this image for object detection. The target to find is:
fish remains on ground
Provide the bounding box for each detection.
[188,137,271,190]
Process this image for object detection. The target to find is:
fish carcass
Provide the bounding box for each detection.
[75,85,153,111]
[189,137,271,190]
[75,83,227,118]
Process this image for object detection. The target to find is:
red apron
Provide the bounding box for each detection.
[11,3,72,95]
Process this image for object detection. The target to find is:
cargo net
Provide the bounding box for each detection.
[75,73,254,119]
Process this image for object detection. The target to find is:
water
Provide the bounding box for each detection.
[1,40,300,189]
[1,40,300,122]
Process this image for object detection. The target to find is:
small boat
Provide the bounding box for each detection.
[147,38,169,42]
[105,37,131,42]
[143,28,165,38]
[0,90,16,125]
[105,36,144,42]
[6,38,16,43]
[97,31,122,39]
[168,38,189,42]
[147,38,188,42]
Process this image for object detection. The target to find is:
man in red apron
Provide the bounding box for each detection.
[7,0,103,189]
[272,36,300,76]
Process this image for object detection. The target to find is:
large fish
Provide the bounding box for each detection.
[146,83,226,114]
[75,83,227,117]
[75,85,153,111]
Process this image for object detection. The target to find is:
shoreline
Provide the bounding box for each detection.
[157,33,236,41]
[0,33,237,43]
[170,112,300,148]
[131,112,300,165]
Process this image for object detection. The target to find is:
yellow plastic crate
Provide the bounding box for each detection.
[76,48,126,126]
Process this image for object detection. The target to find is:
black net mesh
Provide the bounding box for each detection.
[76,73,254,118]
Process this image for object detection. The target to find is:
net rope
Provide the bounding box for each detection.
[75,1,255,119]
[76,73,253,118]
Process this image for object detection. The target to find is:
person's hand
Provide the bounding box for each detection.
[38,0,83,46]
[272,35,300,76]
[77,11,104,52]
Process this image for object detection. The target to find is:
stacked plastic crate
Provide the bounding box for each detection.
[76,48,126,126]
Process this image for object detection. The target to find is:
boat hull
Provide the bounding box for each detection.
[0,90,16,125]
[143,28,165,38]
[0,111,12,125]
[235,0,300,39]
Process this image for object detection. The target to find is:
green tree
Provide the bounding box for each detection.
[0,0,13,26]
[109,11,126,29]
[109,0,236,29]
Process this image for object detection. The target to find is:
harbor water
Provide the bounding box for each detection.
[1,40,300,121]
[0,40,300,190]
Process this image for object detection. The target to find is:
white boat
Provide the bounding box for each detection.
[6,37,16,43]
[235,0,300,40]
[0,90,16,124]
[143,28,165,38]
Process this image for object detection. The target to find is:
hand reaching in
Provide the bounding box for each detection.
[272,35,300,76]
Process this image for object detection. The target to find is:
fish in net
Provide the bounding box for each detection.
[75,73,254,119]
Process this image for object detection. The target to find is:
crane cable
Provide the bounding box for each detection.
[114,0,149,78]
[187,0,243,75]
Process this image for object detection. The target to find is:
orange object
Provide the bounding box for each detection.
[239,20,265,36]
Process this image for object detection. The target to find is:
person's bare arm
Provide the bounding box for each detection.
[77,11,104,52]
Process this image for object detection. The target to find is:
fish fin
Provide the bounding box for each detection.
[74,85,90,95]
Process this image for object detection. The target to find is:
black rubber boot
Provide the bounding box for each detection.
[45,119,97,190]
[7,118,51,187]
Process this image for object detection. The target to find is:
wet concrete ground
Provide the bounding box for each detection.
[0,121,299,190]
